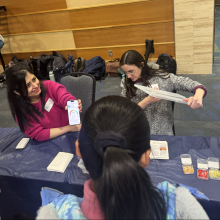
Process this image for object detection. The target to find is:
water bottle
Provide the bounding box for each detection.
[49,70,55,82]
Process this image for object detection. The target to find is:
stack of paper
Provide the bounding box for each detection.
[134,84,187,104]
[47,152,74,173]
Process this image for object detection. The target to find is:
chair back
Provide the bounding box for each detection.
[59,72,96,120]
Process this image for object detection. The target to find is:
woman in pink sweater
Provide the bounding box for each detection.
[6,64,82,141]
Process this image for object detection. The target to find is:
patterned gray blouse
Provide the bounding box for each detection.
[120,73,205,135]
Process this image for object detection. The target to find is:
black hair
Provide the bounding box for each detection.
[79,96,166,219]
[6,63,46,132]
[120,50,169,99]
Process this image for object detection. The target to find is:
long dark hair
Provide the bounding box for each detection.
[120,50,169,99]
[6,64,46,132]
[79,96,166,219]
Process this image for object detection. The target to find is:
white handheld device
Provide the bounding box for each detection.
[67,100,80,125]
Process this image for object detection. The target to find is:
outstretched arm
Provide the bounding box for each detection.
[182,88,204,109]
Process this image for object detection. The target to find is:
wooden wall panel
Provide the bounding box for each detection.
[73,22,174,48]
[193,0,213,74]
[2,50,77,67]
[69,0,174,29]
[174,0,194,74]
[0,11,72,35]
[0,0,176,72]
[174,0,214,74]
[76,43,175,60]
[2,31,76,53]
[0,1,174,36]
[0,0,67,16]
[66,0,141,9]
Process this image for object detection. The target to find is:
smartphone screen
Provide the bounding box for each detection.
[67,100,80,125]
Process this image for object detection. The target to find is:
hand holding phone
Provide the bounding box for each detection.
[65,99,82,112]
[67,100,81,125]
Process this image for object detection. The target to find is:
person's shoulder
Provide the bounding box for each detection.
[156,71,171,77]
[42,80,57,87]
[149,71,171,82]
[42,80,61,90]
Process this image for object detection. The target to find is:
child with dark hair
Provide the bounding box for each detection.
[6,64,82,141]
[120,50,207,135]
[36,96,209,220]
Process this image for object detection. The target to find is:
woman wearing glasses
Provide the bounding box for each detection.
[120,50,207,135]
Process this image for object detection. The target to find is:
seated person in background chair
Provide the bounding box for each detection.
[6,64,82,141]
[36,96,209,220]
[120,50,207,135]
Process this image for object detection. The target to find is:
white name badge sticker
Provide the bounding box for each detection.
[44,98,54,112]
[151,84,159,89]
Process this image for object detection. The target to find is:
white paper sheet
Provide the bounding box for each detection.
[150,140,169,159]
[135,84,187,104]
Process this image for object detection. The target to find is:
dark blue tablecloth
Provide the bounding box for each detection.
[0,127,88,185]
[0,127,220,218]
[147,135,220,201]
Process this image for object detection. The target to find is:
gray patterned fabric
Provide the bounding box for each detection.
[120,73,204,135]
[60,75,95,120]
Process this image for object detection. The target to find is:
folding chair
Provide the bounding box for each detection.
[59,72,96,120]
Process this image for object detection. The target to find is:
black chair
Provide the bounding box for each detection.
[59,72,96,120]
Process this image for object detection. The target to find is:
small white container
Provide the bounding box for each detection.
[180,154,194,174]
[208,157,219,169]
[197,158,208,170]
[180,154,192,165]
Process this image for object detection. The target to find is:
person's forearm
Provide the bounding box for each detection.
[49,125,79,139]
[194,88,205,99]
[138,97,151,109]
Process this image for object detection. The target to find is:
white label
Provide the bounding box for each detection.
[181,158,192,165]
[151,84,159,89]
[44,98,54,112]
[208,161,219,169]
[197,163,208,169]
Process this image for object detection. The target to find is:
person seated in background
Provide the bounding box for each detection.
[36,96,209,220]
[120,50,207,135]
[6,64,82,141]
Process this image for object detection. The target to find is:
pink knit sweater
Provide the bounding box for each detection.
[81,180,104,219]
[17,80,76,141]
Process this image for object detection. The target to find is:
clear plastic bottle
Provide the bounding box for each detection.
[49,70,55,82]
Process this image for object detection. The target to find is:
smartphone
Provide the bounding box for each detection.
[67,100,80,125]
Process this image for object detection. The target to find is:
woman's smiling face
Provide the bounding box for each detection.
[25,72,41,100]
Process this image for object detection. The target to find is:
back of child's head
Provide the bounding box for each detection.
[79,96,166,219]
